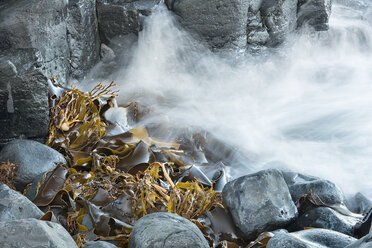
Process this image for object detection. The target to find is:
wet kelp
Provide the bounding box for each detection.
[0,161,18,190]
[37,82,237,247]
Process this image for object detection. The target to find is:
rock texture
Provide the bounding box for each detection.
[67,0,101,80]
[346,192,372,214]
[346,232,372,248]
[267,229,357,248]
[0,49,49,146]
[0,139,66,190]
[282,171,346,205]
[222,169,298,240]
[85,241,117,248]
[0,218,78,248]
[290,207,359,236]
[298,0,332,31]
[129,212,209,248]
[0,183,44,221]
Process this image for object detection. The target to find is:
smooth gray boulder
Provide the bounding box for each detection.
[222,169,298,241]
[267,228,357,248]
[129,212,209,248]
[0,139,66,191]
[282,171,346,206]
[0,218,78,248]
[260,0,298,46]
[0,49,49,147]
[346,192,372,214]
[290,207,359,236]
[85,241,117,248]
[0,183,43,221]
[0,0,69,84]
[298,0,332,31]
[346,232,372,248]
[67,0,100,80]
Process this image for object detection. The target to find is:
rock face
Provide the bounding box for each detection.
[0,183,44,221]
[282,171,346,206]
[290,207,359,236]
[222,169,298,241]
[167,0,252,49]
[0,0,70,84]
[67,0,101,80]
[0,139,66,190]
[346,232,372,248]
[267,229,357,248]
[129,212,209,248]
[298,0,332,31]
[0,49,49,146]
[0,218,78,248]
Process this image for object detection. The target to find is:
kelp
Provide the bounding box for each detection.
[0,161,18,190]
[41,82,240,247]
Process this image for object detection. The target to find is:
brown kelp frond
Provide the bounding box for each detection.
[46,82,118,152]
[0,161,18,190]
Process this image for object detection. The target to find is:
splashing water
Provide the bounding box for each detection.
[109,1,372,197]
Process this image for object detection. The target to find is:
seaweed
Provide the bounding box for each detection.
[0,161,18,190]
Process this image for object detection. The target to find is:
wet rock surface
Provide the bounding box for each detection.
[222,169,298,241]
[267,228,357,248]
[0,139,66,190]
[346,232,372,248]
[298,0,332,31]
[85,241,117,248]
[0,218,78,248]
[0,183,44,221]
[130,212,209,248]
[346,192,372,214]
[290,207,359,235]
[0,49,49,147]
[282,171,346,205]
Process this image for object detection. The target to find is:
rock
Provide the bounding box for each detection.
[346,192,372,214]
[282,171,346,206]
[0,218,78,248]
[66,0,101,80]
[267,228,357,248]
[260,0,298,46]
[247,11,270,46]
[298,0,332,31]
[129,212,209,248]
[85,241,117,248]
[0,183,44,221]
[167,0,254,49]
[0,0,70,84]
[100,43,116,63]
[97,0,160,44]
[346,232,372,248]
[0,139,66,191]
[222,169,298,241]
[290,207,359,236]
[0,49,49,146]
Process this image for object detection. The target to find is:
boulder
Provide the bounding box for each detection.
[298,0,332,31]
[129,212,209,248]
[290,207,359,236]
[282,171,346,206]
[85,241,117,248]
[0,139,66,191]
[267,229,357,248]
[0,183,44,221]
[0,218,78,248]
[346,232,372,248]
[346,192,372,214]
[0,49,49,146]
[97,0,160,44]
[260,0,298,46]
[222,169,298,241]
[66,0,101,80]
[0,0,69,84]
[167,0,255,49]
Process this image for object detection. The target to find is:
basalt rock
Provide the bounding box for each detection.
[0,49,49,146]
[267,229,356,248]
[0,218,78,248]
[222,169,298,241]
[0,139,66,191]
[129,212,209,248]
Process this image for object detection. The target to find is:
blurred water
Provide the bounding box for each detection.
[111,1,372,197]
